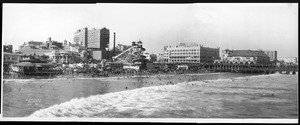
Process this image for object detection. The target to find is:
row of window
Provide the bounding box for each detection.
[169,56,200,58]
[167,49,200,52]
[171,60,199,62]
[4,57,18,60]
[169,52,200,55]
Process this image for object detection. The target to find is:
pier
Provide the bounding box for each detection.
[163,62,298,74]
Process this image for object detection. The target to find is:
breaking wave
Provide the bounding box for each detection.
[27,73,297,118]
[28,80,222,118]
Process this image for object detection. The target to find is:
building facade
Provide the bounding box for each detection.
[225,50,271,64]
[262,50,277,61]
[100,27,110,50]
[3,52,23,64]
[87,27,110,50]
[45,50,81,64]
[74,27,88,47]
[279,57,298,64]
[46,37,63,50]
[17,37,66,56]
[163,43,220,63]
[63,40,80,52]
[87,28,101,49]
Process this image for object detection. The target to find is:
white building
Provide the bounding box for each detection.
[164,43,219,63]
[215,49,271,64]
[262,50,277,61]
[279,57,298,64]
[63,40,80,52]
[45,50,81,64]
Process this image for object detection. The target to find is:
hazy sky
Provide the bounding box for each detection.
[2,3,298,58]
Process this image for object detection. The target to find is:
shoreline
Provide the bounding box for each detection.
[3,71,264,81]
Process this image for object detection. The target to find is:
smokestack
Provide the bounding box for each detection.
[113,32,116,57]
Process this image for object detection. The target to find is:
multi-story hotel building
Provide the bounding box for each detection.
[100,27,110,50]
[163,43,220,63]
[87,27,110,50]
[74,27,88,47]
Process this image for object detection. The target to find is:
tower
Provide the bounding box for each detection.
[113,32,116,57]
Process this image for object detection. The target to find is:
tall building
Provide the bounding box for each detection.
[87,27,110,50]
[87,28,101,49]
[100,27,110,50]
[74,27,88,47]
[3,45,13,53]
[163,43,220,63]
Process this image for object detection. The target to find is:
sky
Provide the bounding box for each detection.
[2,3,298,58]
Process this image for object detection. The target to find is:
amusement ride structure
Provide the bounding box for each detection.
[112,40,146,65]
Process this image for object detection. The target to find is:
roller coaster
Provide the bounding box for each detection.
[112,41,146,65]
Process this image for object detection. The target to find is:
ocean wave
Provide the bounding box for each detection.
[24,73,298,118]
[28,80,206,118]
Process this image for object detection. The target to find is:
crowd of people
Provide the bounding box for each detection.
[49,62,212,78]
[4,61,213,79]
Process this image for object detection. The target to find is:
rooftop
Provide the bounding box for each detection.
[228,50,269,57]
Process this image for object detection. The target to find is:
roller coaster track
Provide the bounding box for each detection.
[112,46,145,64]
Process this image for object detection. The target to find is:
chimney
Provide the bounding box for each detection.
[113,32,116,57]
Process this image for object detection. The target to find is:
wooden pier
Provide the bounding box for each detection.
[165,63,298,74]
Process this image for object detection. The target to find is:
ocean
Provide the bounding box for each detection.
[3,72,298,118]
